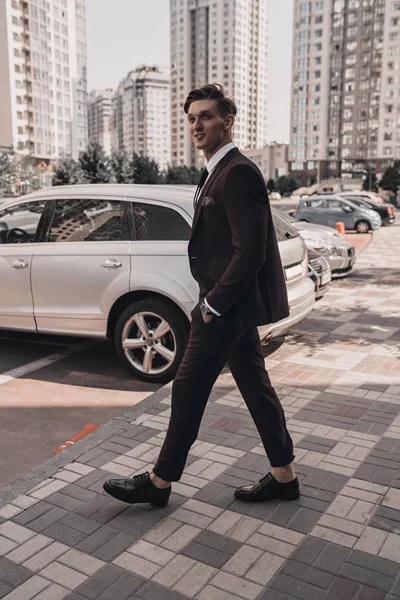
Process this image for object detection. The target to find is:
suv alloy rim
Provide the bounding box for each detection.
[121,311,177,375]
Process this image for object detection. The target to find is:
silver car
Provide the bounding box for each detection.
[293,220,356,278]
[294,195,382,233]
[0,185,315,383]
[307,248,331,300]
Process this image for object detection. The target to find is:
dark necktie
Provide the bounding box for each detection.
[193,168,208,210]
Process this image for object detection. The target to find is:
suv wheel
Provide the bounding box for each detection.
[355,220,370,234]
[114,298,189,383]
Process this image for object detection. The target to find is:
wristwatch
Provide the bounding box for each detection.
[200,300,214,316]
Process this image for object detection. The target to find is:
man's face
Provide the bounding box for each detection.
[187,99,228,152]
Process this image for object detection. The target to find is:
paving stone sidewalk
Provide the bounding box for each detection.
[0,220,400,600]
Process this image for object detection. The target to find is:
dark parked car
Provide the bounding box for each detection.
[307,248,331,300]
[339,195,395,226]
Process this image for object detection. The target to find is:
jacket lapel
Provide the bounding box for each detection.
[190,148,240,239]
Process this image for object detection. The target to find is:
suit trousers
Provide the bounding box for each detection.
[153,305,294,482]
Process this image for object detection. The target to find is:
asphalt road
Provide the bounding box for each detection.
[0,331,161,488]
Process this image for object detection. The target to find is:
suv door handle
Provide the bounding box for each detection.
[11,259,28,269]
[101,259,122,269]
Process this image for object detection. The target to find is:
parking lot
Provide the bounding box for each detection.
[0,334,161,488]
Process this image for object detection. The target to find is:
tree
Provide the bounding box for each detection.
[52,158,82,186]
[362,172,378,192]
[164,164,203,185]
[110,150,133,183]
[17,156,41,194]
[188,166,204,185]
[380,161,400,194]
[266,178,275,192]
[275,175,300,196]
[0,151,16,197]
[79,140,112,183]
[363,164,378,192]
[131,153,163,184]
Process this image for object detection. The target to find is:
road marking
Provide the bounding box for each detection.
[54,424,100,454]
[0,340,96,386]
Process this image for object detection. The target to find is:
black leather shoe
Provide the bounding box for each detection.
[234,473,300,503]
[103,472,171,507]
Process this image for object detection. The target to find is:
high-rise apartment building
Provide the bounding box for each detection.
[0,0,87,161]
[170,0,269,166]
[111,66,171,170]
[88,89,114,154]
[290,0,400,184]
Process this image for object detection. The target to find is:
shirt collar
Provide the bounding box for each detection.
[206,142,236,175]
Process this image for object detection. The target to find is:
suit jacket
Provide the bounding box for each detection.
[188,147,290,328]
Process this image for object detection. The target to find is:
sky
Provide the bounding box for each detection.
[86,0,293,143]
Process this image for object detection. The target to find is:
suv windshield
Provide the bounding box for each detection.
[271,208,300,241]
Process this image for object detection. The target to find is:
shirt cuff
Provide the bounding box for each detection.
[204,297,221,317]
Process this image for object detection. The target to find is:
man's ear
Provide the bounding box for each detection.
[224,114,235,130]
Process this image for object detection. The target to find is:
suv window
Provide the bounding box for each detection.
[0,200,45,244]
[47,199,129,243]
[131,202,190,241]
[271,208,300,242]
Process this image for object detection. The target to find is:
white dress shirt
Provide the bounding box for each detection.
[202,141,236,317]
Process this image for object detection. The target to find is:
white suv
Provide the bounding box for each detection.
[0,185,315,382]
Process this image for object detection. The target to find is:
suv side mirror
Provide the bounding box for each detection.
[342,205,353,213]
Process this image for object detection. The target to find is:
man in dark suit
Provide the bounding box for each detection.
[104,84,299,508]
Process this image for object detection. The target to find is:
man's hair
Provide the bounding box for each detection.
[183,84,237,118]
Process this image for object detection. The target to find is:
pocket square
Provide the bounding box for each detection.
[203,196,216,206]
